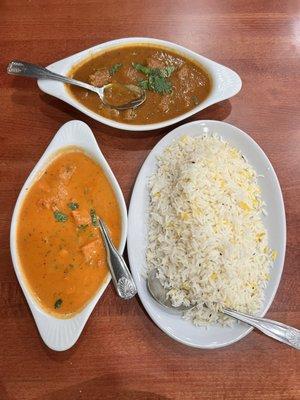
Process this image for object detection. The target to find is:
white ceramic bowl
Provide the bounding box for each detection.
[37,37,242,131]
[10,120,127,351]
[127,120,286,349]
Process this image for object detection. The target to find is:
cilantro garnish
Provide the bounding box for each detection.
[68,202,79,210]
[90,209,98,227]
[109,63,123,76]
[132,63,175,94]
[132,63,151,75]
[54,298,63,309]
[160,66,175,78]
[53,211,68,222]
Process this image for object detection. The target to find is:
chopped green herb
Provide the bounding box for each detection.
[109,63,123,76]
[54,298,63,309]
[139,80,149,90]
[78,224,88,231]
[132,63,151,75]
[192,95,200,105]
[132,63,175,94]
[148,74,172,94]
[90,209,98,227]
[68,202,79,210]
[160,65,175,78]
[53,211,68,222]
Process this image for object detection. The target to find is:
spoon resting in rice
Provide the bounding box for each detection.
[147,268,300,349]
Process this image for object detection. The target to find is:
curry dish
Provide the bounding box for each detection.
[68,45,211,124]
[17,149,121,317]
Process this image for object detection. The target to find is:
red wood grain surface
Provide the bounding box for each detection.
[0,1,299,399]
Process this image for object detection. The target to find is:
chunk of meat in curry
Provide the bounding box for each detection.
[90,68,111,87]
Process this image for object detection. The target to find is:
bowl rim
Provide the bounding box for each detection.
[10,120,128,350]
[38,37,242,131]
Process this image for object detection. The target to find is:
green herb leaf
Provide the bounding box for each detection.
[138,79,149,90]
[109,63,123,76]
[160,66,175,78]
[54,298,63,309]
[78,224,88,231]
[90,209,98,227]
[132,63,174,94]
[148,74,172,94]
[53,211,68,222]
[68,202,79,210]
[132,63,151,75]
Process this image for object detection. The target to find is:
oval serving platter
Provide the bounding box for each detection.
[127,120,286,349]
[10,120,127,351]
[37,37,242,131]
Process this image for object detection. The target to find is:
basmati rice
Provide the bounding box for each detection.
[146,134,275,326]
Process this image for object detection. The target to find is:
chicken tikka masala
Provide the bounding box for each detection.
[17,149,121,318]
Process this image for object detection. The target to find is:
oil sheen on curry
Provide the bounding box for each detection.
[68,45,211,124]
[17,149,121,318]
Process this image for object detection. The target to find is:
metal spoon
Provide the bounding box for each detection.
[97,217,137,299]
[7,60,146,110]
[147,268,300,349]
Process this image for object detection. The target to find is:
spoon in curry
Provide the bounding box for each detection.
[7,60,146,110]
[97,217,137,300]
[147,268,300,349]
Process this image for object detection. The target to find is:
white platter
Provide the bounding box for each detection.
[127,120,286,349]
[37,37,242,131]
[10,120,127,351]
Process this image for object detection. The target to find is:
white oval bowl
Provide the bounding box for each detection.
[127,120,286,349]
[10,120,127,351]
[37,37,242,131]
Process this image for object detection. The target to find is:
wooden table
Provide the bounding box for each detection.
[1,1,299,399]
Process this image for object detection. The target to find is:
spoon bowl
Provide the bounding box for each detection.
[147,268,189,312]
[102,83,146,110]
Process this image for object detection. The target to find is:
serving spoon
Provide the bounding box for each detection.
[147,269,300,349]
[97,217,137,299]
[7,60,146,110]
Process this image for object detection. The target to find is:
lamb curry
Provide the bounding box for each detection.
[68,45,211,124]
[17,148,121,318]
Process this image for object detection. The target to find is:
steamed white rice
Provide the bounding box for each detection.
[146,134,276,326]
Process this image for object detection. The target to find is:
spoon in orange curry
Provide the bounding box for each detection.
[7,60,146,110]
[98,217,137,300]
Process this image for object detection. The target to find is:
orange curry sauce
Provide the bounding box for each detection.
[17,148,121,318]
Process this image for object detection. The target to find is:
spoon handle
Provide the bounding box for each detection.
[224,308,300,349]
[7,60,98,94]
[98,218,137,300]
